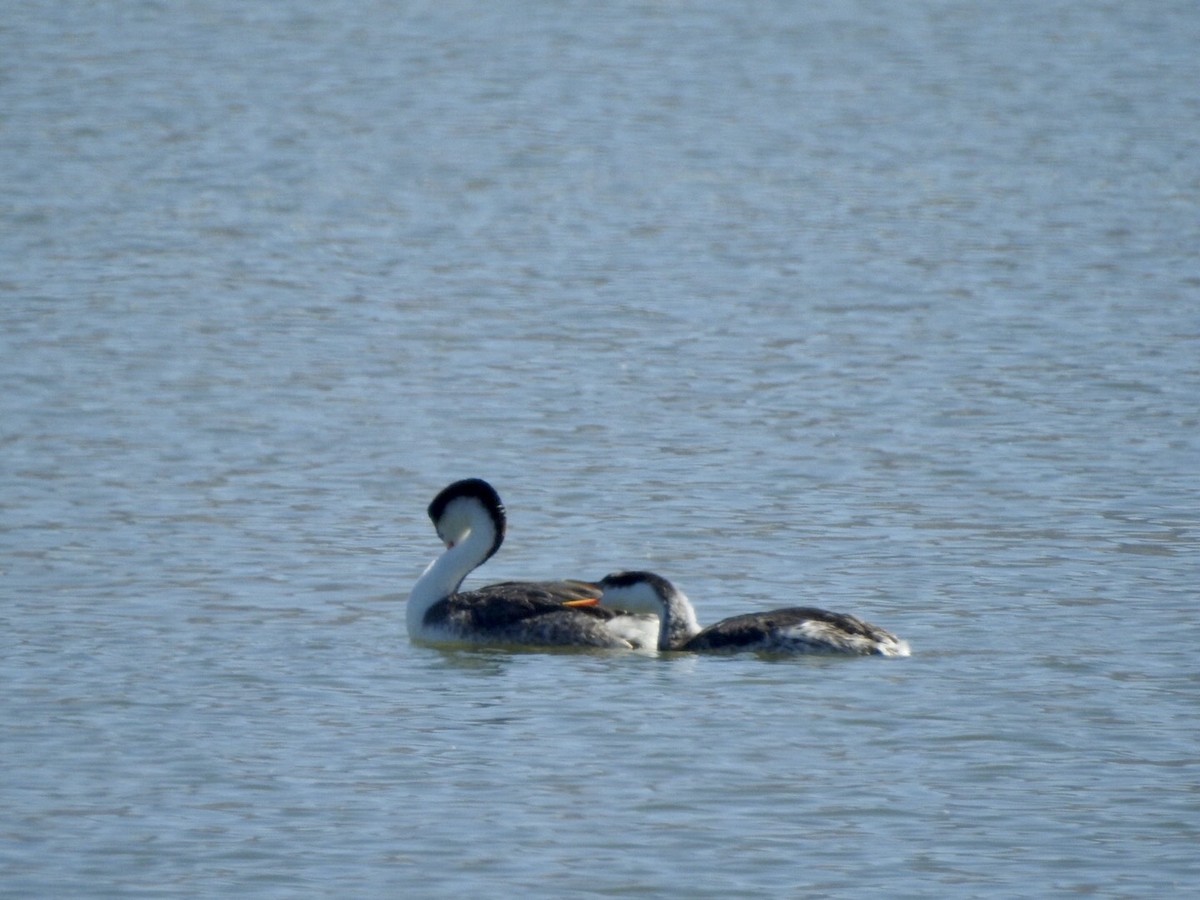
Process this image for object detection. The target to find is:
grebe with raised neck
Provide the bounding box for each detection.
[407,479,656,649]
[597,570,910,657]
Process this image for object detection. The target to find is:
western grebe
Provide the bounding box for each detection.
[407,479,656,649]
[597,570,910,656]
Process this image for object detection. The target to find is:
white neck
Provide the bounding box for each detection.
[602,576,703,651]
[407,517,497,633]
[658,588,702,651]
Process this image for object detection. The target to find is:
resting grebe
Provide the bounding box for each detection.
[597,570,910,656]
[407,479,656,648]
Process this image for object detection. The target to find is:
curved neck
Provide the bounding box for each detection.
[407,515,498,632]
[658,589,702,651]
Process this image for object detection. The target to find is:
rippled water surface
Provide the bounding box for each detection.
[3,1,1199,896]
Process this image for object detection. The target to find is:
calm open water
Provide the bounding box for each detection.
[3,1,1199,896]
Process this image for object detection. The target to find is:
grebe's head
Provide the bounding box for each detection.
[427,478,506,561]
[597,570,682,615]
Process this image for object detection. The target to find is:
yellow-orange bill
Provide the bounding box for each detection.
[562,598,600,608]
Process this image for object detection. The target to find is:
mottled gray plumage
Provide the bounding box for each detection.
[409,480,657,649]
[598,570,910,657]
[423,581,644,648]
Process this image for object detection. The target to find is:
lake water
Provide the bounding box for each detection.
[3,0,1199,895]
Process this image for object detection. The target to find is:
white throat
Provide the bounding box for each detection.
[406,517,498,633]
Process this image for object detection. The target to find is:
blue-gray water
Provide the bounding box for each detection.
[3,1,1199,896]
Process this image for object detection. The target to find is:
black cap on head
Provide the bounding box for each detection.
[427,478,507,561]
[598,570,675,594]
